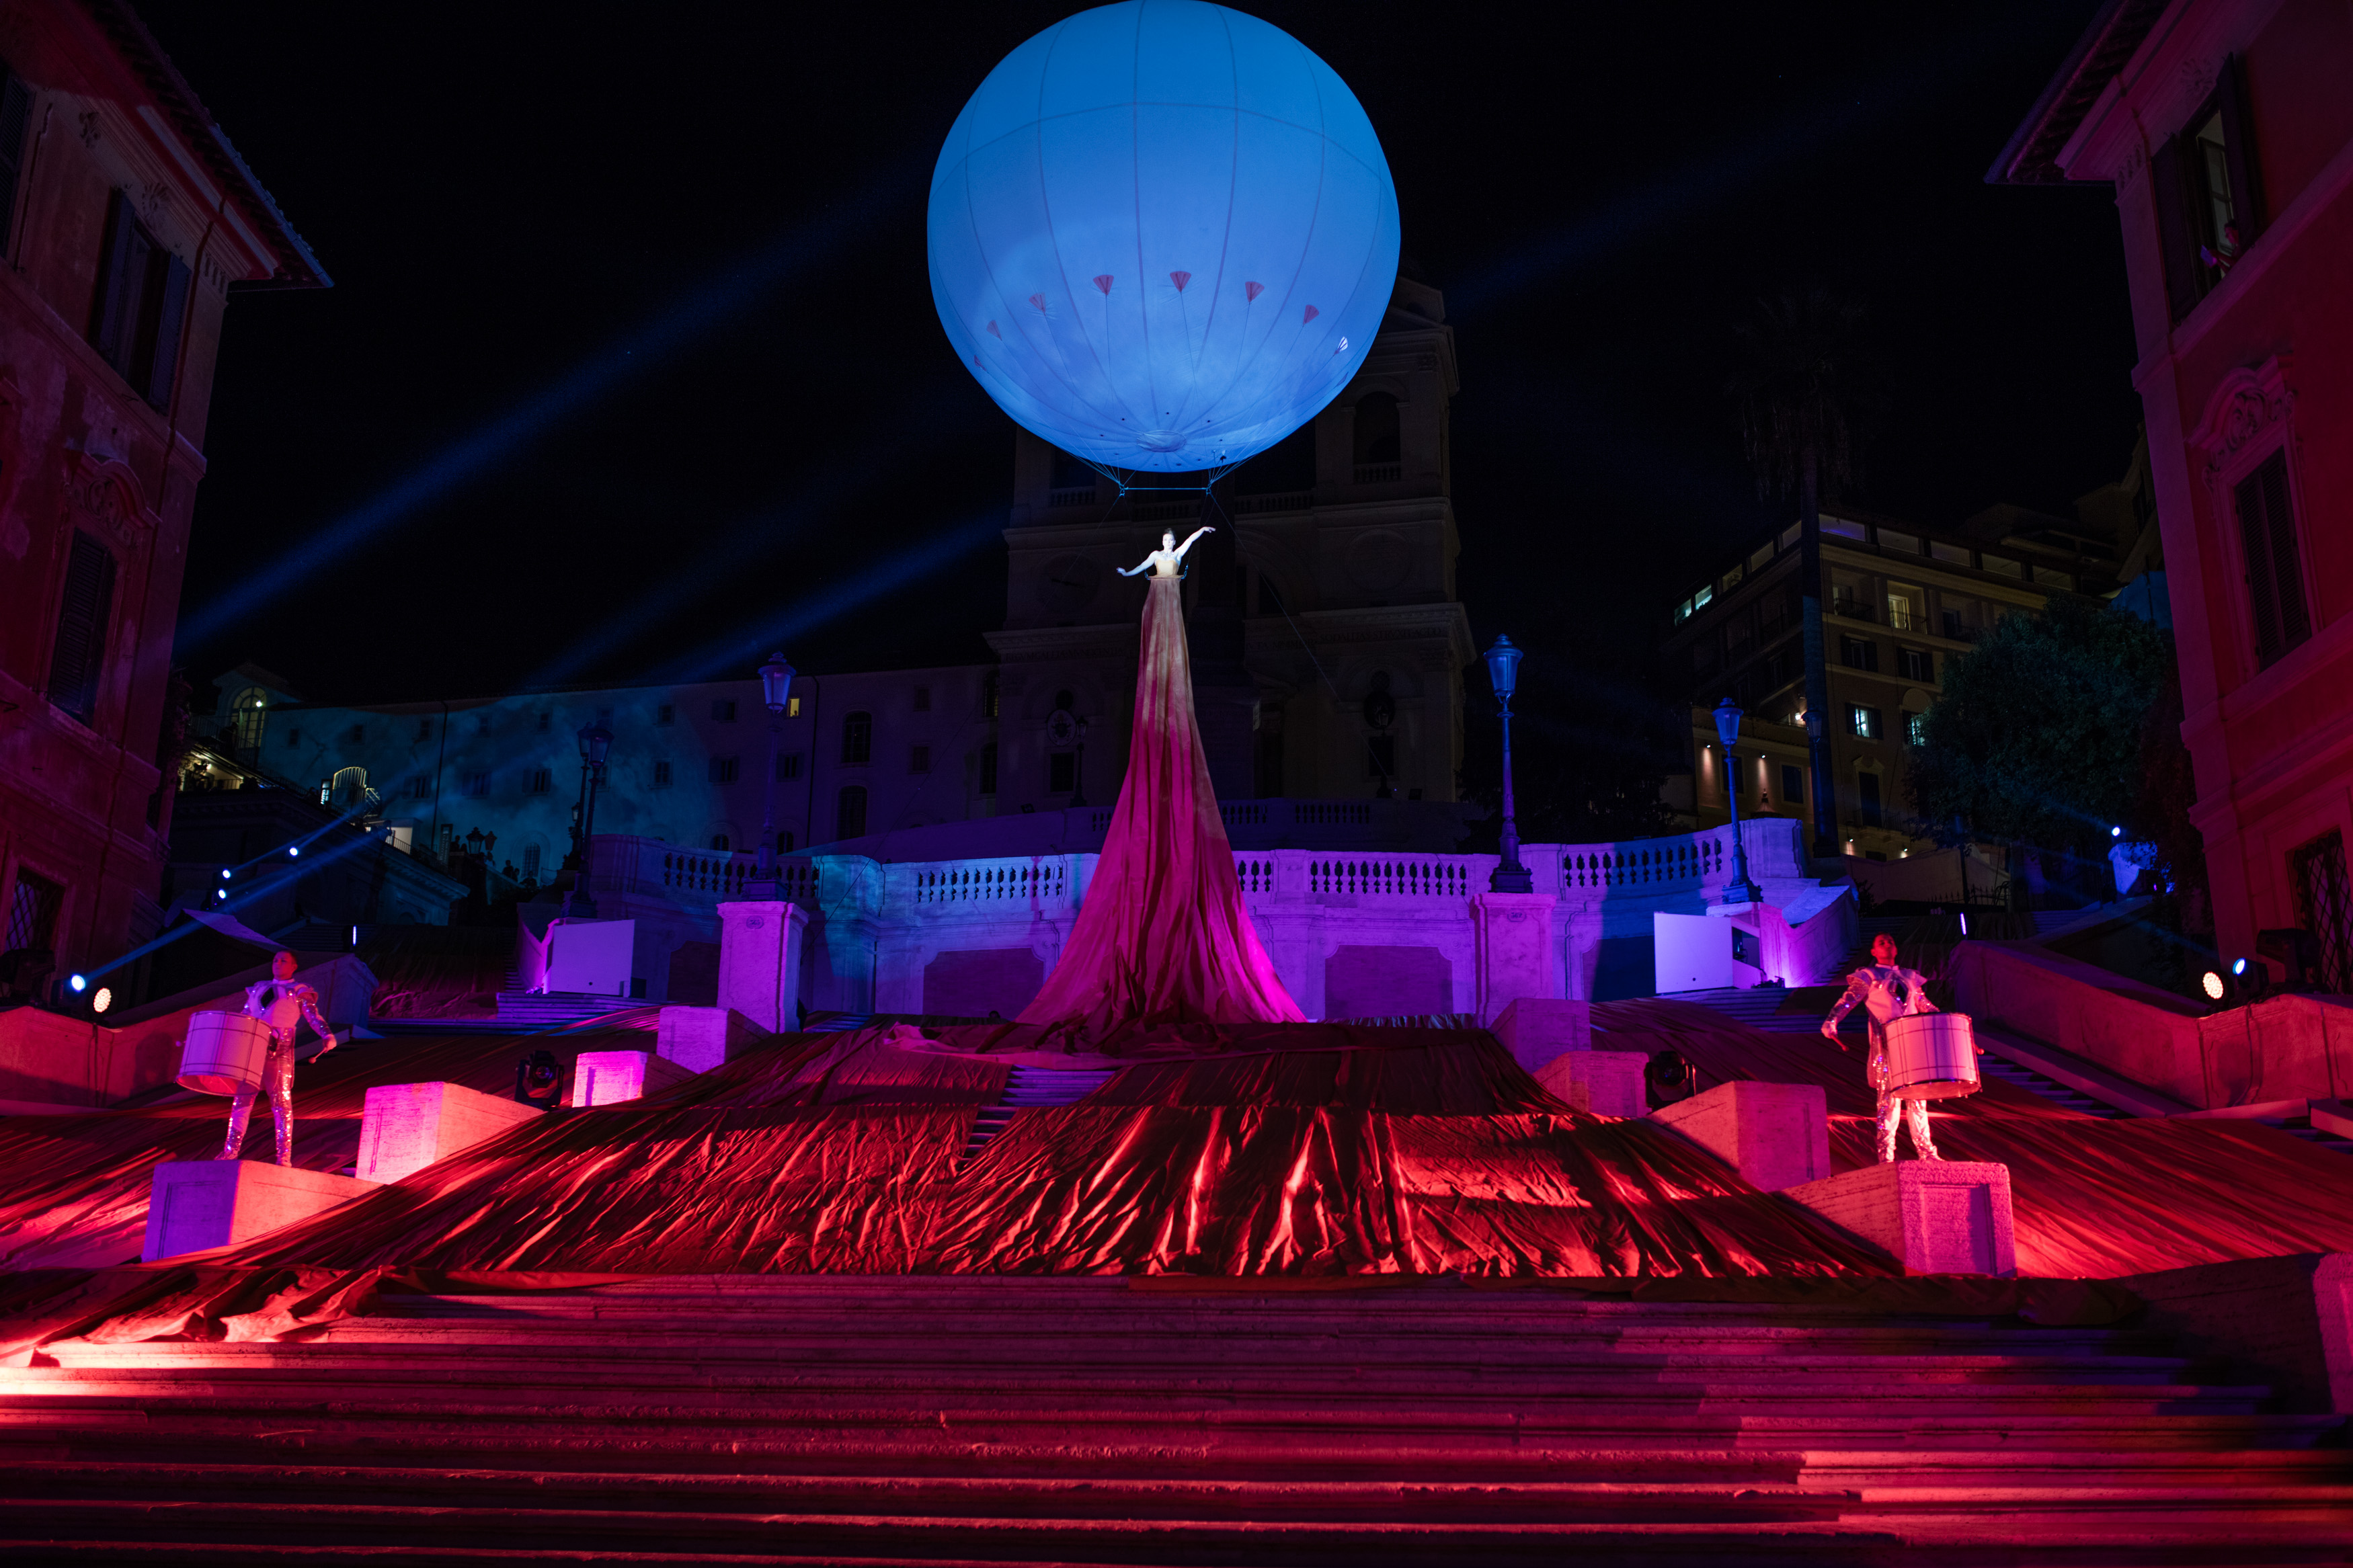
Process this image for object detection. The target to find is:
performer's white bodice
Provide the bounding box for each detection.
[1143,550,1183,577]
[246,981,305,1033]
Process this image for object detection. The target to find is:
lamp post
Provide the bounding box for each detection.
[1484,636,1533,894]
[750,652,795,897]
[565,720,613,918]
[1713,697,1763,906]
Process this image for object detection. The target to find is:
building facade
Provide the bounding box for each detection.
[1662,485,2143,862]
[0,0,325,987]
[194,276,1478,911]
[1996,0,2353,983]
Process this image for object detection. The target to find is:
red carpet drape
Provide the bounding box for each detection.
[1018,573,1303,1042]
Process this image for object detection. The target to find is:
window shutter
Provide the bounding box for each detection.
[0,69,33,254]
[46,529,116,723]
[2149,138,2202,324]
[145,253,191,409]
[2217,55,2264,242]
[2256,452,2307,651]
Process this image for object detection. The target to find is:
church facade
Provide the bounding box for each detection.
[185,278,1476,927]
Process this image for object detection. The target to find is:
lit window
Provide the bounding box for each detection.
[1847,705,1880,740]
[1876,529,1920,554]
[1675,597,1693,624]
[1905,711,1927,747]
[1748,542,1774,573]
[1779,523,1801,550]
[1720,563,1744,593]
[787,696,800,718]
[1693,585,1713,611]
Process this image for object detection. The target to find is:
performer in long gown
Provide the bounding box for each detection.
[1016,526,1305,1044]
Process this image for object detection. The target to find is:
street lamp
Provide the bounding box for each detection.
[1712,696,1763,906]
[1483,636,1533,894]
[749,651,796,897]
[565,720,614,918]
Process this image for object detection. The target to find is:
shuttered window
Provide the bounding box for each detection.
[2152,56,2264,323]
[0,65,32,255]
[46,530,116,724]
[87,190,193,411]
[2234,450,2309,668]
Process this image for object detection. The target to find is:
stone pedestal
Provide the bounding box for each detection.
[1784,1160,2016,1277]
[142,1159,380,1263]
[656,1006,766,1073]
[717,901,809,1034]
[1648,1080,1831,1192]
[1535,1049,1649,1117]
[357,1081,545,1184]
[1490,997,1591,1074]
[1472,892,1558,1024]
[569,1049,694,1107]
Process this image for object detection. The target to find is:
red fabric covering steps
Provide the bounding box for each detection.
[1599,996,2353,1278]
[1015,573,1302,1046]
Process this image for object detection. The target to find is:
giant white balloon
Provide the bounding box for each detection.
[928,1,1400,474]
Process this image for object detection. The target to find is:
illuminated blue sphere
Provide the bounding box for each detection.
[928,1,1400,474]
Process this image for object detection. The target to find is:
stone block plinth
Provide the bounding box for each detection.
[1490,997,1591,1074]
[655,1006,766,1074]
[717,901,809,1034]
[142,1159,380,1263]
[1784,1159,2016,1277]
[357,1081,545,1184]
[569,1049,694,1108]
[1536,1048,1649,1118]
[1648,1080,1831,1192]
[1472,892,1558,1025]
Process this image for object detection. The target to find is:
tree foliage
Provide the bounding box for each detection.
[1728,288,1882,506]
[1906,596,2175,858]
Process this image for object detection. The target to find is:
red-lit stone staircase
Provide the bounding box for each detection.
[1,1275,2348,1563]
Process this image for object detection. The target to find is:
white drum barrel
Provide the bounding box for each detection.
[1883,1012,1981,1101]
[177,1010,273,1096]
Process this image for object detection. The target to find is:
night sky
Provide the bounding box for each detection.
[141,1,2135,714]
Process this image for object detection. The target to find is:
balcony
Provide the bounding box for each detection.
[1235,491,1312,515]
[1047,487,1099,509]
[1353,462,1402,485]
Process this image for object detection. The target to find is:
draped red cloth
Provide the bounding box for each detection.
[1017,573,1303,1043]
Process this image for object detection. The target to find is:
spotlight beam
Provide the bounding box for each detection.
[177,155,923,651]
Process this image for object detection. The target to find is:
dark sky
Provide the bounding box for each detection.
[141,0,2135,707]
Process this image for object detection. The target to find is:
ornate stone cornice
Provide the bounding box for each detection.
[2187,356,2296,492]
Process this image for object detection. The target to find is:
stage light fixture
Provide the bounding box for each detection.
[67,973,87,993]
[2200,969,2228,1002]
[92,987,112,1014]
[288,845,301,858]
[219,868,232,880]
[2111,825,2123,837]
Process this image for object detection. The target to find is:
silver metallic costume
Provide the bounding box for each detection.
[1825,962,1942,1163]
[219,975,333,1165]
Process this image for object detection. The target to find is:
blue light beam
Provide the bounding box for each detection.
[177,160,920,651]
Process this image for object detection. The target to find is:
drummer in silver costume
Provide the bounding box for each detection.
[218,950,338,1165]
[1820,932,1942,1164]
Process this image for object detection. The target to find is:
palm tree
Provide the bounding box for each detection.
[1730,288,1876,862]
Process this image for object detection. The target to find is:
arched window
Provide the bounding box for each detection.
[840,710,871,765]
[230,687,269,751]
[710,833,731,851]
[1352,392,1400,468]
[329,766,368,811]
[836,784,867,840]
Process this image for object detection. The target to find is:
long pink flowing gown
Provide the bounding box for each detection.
[1016,573,1305,1041]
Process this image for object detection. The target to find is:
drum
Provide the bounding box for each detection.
[1882,1012,1981,1101]
[177,1010,274,1096]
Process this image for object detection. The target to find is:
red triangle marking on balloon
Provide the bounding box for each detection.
[1029,293,1047,312]
[1244,280,1265,302]
[1169,270,1191,292]
[985,321,1001,338]
[1093,275,1114,294]
[1303,304,1320,324]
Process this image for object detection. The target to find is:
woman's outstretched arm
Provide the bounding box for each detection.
[1173,525,1216,558]
[1116,552,1158,577]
